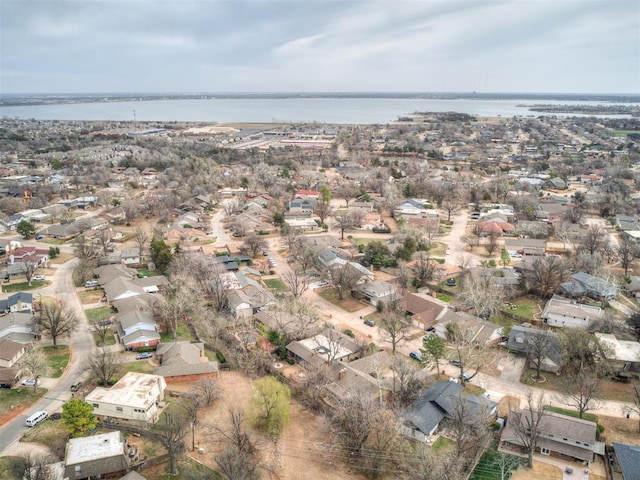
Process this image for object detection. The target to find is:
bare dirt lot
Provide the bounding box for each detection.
[170,371,365,480]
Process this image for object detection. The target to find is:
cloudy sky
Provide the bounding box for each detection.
[1,0,638,94]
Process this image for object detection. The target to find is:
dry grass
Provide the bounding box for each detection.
[510,461,562,480]
[496,395,521,417]
[78,290,104,304]
[598,414,640,444]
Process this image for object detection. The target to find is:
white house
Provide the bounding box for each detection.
[541,295,605,329]
[85,372,167,423]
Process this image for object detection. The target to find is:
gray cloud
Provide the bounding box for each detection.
[1,0,638,93]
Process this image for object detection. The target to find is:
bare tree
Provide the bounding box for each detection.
[463,235,480,252]
[73,234,98,260]
[334,210,364,239]
[445,394,493,459]
[623,384,640,433]
[560,373,602,419]
[325,262,362,300]
[317,329,349,363]
[38,302,79,348]
[485,231,500,255]
[390,356,421,407]
[88,350,119,386]
[153,288,188,340]
[408,446,465,480]
[20,261,39,286]
[314,201,333,225]
[281,269,308,298]
[524,256,569,298]
[457,268,505,320]
[412,252,437,287]
[446,321,492,386]
[241,234,268,258]
[379,309,409,355]
[91,320,112,347]
[618,235,639,275]
[525,329,557,382]
[133,227,149,260]
[508,392,548,468]
[122,199,139,225]
[153,407,188,476]
[211,409,260,480]
[182,391,204,451]
[560,328,612,376]
[580,223,608,255]
[194,377,220,406]
[96,228,113,257]
[18,348,49,394]
[21,452,60,480]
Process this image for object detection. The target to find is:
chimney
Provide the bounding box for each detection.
[338,368,347,380]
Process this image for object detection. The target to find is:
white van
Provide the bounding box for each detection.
[25,410,48,427]
[85,280,99,288]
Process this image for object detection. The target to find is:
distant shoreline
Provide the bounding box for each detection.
[2,91,639,108]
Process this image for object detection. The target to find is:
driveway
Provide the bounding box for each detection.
[499,356,526,383]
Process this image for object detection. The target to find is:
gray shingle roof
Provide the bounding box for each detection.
[613,442,640,480]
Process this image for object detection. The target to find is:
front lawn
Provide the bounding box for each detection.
[543,405,598,423]
[1,280,47,293]
[436,293,452,303]
[85,306,113,323]
[117,360,155,377]
[78,290,104,304]
[520,368,634,402]
[318,288,365,313]
[0,388,47,419]
[263,278,289,292]
[42,345,70,378]
[20,420,68,457]
[94,328,117,347]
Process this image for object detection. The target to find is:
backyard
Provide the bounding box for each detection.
[85,306,113,323]
[318,288,365,313]
[263,277,289,292]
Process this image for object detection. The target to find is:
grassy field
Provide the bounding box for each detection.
[94,328,117,346]
[1,280,47,293]
[0,457,25,480]
[137,268,159,277]
[85,306,113,323]
[20,420,68,457]
[543,405,598,422]
[117,360,155,377]
[263,278,289,292]
[42,345,70,378]
[470,446,525,480]
[0,388,47,419]
[431,436,453,451]
[78,290,104,304]
[160,325,195,342]
[318,289,365,313]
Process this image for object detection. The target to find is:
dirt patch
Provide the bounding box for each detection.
[179,371,364,480]
[510,461,562,480]
[598,414,640,444]
[497,395,520,417]
[78,290,104,304]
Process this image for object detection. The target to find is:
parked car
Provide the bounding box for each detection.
[449,359,461,367]
[459,372,473,382]
[409,351,423,362]
[309,280,330,290]
[35,235,44,241]
[364,319,375,327]
[34,275,46,281]
[445,248,450,255]
[70,381,82,392]
[21,378,42,386]
[262,250,269,256]
[135,352,153,360]
[48,412,61,420]
[446,278,457,287]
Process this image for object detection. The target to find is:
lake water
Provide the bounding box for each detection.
[0,97,633,123]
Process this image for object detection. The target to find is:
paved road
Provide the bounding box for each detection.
[0,258,96,455]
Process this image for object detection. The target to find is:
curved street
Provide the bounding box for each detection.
[0,257,95,455]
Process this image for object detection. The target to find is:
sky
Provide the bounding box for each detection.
[1,0,638,94]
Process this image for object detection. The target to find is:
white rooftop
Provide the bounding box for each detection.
[299,334,354,361]
[596,334,640,363]
[66,431,124,465]
[85,372,165,409]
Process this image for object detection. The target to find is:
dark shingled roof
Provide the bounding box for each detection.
[613,442,640,480]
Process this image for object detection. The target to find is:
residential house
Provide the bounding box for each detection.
[154,341,219,382]
[560,272,618,301]
[325,351,392,401]
[435,311,503,347]
[0,312,36,343]
[295,190,320,201]
[287,329,361,367]
[543,178,568,190]
[595,333,640,373]
[133,275,169,294]
[393,199,439,220]
[40,222,81,240]
[7,246,49,266]
[0,338,27,368]
[612,442,640,480]
[85,372,167,423]
[64,431,130,480]
[541,295,605,329]
[507,325,563,373]
[120,247,142,266]
[353,281,398,306]
[103,277,147,303]
[401,381,497,441]
[500,410,603,465]
[117,309,160,351]
[0,338,26,387]
[398,292,449,330]
[94,264,138,286]
[0,292,34,314]
[504,238,546,257]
